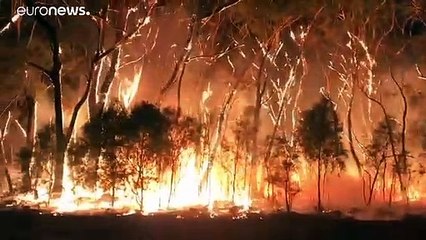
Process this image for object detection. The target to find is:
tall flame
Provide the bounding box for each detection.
[120,68,143,109]
[17,147,251,214]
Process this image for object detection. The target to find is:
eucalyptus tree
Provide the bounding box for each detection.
[297,96,347,212]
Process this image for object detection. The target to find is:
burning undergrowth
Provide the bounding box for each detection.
[7,95,426,220]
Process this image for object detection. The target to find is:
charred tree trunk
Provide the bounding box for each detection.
[361,90,404,205]
[284,165,291,212]
[251,49,269,197]
[367,152,386,206]
[390,70,408,203]
[4,167,12,194]
[367,169,380,206]
[23,92,35,192]
[388,173,395,207]
[0,133,12,194]
[382,161,387,202]
[24,0,66,195]
[51,70,66,194]
[110,157,117,208]
[160,15,197,116]
[0,111,14,194]
[137,149,145,211]
[168,158,176,208]
[232,140,239,203]
[317,148,323,212]
[347,87,362,175]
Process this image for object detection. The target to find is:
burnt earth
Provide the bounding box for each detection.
[0,209,425,240]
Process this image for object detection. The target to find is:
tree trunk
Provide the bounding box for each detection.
[24,93,35,192]
[317,149,323,212]
[160,15,197,104]
[139,166,144,211]
[111,160,117,208]
[4,167,13,194]
[362,93,404,204]
[157,158,163,209]
[284,168,291,212]
[382,161,387,202]
[367,169,380,206]
[168,160,175,208]
[390,70,409,203]
[23,0,66,196]
[251,50,269,197]
[347,89,362,175]
[203,82,238,194]
[52,70,66,194]
[232,143,239,203]
[24,0,66,195]
[0,136,12,194]
[388,173,395,207]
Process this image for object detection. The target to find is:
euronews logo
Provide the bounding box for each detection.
[17,6,90,16]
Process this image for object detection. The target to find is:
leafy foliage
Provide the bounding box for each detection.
[297,97,346,170]
[268,133,301,211]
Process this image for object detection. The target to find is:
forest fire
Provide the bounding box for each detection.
[2,3,426,240]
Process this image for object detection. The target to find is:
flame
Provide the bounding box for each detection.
[17,147,251,214]
[119,68,142,109]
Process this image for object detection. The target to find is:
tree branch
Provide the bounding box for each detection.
[390,67,408,174]
[415,64,426,80]
[26,62,50,77]
[65,69,94,144]
[186,44,244,63]
[201,0,242,26]
[94,3,157,63]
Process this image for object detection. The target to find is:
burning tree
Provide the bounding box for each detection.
[162,107,201,208]
[80,101,129,207]
[364,117,401,206]
[232,114,253,204]
[126,102,171,210]
[297,96,347,212]
[267,133,300,212]
[17,0,156,196]
[29,124,56,200]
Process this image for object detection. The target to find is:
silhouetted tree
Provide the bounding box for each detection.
[365,117,401,206]
[162,107,201,207]
[297,96,346,212]
[268,133,300,212]
[80,100,129,207]
[126,102,171,210]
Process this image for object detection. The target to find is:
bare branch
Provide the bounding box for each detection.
[160,15,197,96]
[186,44,244,63]
[118,55,145,70]
[94,3,157,63]
[27,62,50,76]
[390,67,408,174]
[201,0,242,26]
[415,64,426,80]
